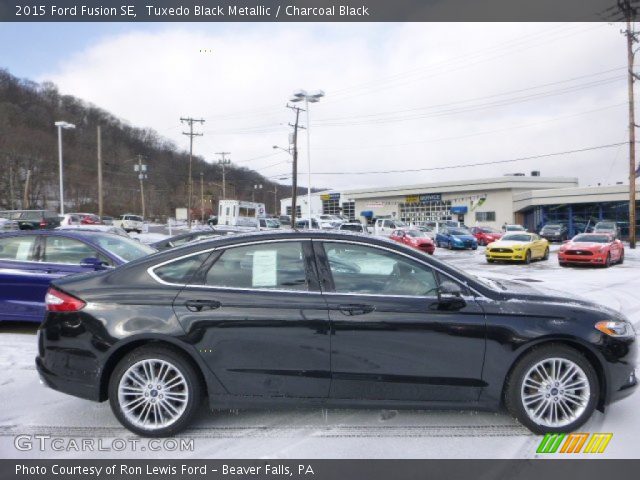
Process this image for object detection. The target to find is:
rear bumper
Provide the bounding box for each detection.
[36,355,101,401]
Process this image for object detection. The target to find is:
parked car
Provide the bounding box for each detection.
[68,212,102,225]
[0,210,61,230]
[278,215,292,227]
[339,222,368,233]
[558,233,624,268]
[118,214,144,233]
[295,218,320,229]
[37,230,637,437]
[313,215,343,230]
[539,223,569,242]
[259,218,281,229]
[502,224,527,233]
[470,226,502,246]
[0,230,156,323]
[374,218,407,236]
[150,231,226,251]
[389,229,435,255]
[435,226,478,250]
[485,233,549,264]
[59,214,82,226]
[593,221,619,239]
[101,215,114,225]
[207,216,218,226]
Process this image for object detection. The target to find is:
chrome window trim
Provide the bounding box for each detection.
[146,237,488,299]
[147,239,318,294]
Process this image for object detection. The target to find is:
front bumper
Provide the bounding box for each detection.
[486,250,527,261]
[558,252,607,265]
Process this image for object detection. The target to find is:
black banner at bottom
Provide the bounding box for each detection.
[1,459,639,480]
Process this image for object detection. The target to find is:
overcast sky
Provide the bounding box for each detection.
[0,22,631,191]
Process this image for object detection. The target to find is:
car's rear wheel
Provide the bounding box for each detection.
[505,345,598,434]
[108,346,202,437]
[619,250,624,264]
[542,248,550,261]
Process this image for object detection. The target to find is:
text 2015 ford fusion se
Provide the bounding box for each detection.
[35,231,637,437]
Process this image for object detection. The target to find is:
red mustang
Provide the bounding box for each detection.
[470,226,503,246]
[558,233,624,267]
[390,229,435,255]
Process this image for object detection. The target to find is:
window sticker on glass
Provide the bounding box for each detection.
[252,250,277,287]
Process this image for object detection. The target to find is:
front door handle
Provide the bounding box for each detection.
[338,304,376,316]
[185,299,222,312]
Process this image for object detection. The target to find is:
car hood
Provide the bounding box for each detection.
[491,279,620,317]
[563,242,607,250]
[450,234,476,241]
[488,240,528,248]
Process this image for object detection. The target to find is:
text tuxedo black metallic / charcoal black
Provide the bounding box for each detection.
[35,231,637,436]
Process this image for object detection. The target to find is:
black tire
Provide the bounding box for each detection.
[108,345,203,437]
[504,344,599,434]
[559,262,568,267]
[619,250,624,265]
[524,250,532,264]
[604,253,611,268]
[487,258,494,263]
[472,245,478,251]
[542,248,550,261]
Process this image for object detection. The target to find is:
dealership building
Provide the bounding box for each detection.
[280,173,640,237]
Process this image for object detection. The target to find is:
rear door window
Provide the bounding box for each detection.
[0,235,38,261]
[42,236,100,264]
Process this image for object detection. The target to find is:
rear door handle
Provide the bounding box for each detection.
[338,304,375,316]
[185,299,222,312]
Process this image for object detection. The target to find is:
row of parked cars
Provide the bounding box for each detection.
[0,210,146,233]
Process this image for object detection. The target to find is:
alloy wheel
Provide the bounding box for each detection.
[117,359,189,431]
[520,357,590,428]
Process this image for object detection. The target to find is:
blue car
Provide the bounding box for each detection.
[435,226,478,250]
[0,230,156,323]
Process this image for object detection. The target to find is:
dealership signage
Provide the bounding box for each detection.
[321,193,341,201]
[405,193,442,204]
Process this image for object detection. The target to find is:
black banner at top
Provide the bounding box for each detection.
[0,0,637,22]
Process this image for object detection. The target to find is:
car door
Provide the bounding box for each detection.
[315,240,487,402]
[172,240,331,398]
[0,234,51,322]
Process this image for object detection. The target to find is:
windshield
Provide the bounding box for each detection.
[543,224,562,230]
[478,227,499,233]
[449,228,471,235]
[406,230,428,238]
[595,222,615,229]
[92,234,156,262]
[502,234,532,242]
[573,234,611,243]
[506,225,525,231]
[266,219,280,227]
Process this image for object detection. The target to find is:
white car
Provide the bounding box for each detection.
[118,214,144,233]
[374,218,408,236]
[59,213,81,226]
[503,224,527,233]
[338,222,368,234]
[313,214,343,230]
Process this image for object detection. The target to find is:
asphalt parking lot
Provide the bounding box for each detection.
[1,244,638,459]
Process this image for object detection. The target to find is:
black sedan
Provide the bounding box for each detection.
[36,231,637,437]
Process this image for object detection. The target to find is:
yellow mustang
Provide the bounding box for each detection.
[485,232,550,264]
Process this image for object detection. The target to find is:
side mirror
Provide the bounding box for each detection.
[437,281,466,310]
[80,257,108,270]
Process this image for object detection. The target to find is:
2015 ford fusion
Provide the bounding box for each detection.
[36,231,637,437]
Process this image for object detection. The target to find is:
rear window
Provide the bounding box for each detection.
[18,211,43,220]
[0,235,37,261]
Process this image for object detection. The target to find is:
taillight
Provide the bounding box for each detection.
[39,221,47,228]
[45,287,86,312]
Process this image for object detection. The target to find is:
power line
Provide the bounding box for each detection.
[277,142,628,176]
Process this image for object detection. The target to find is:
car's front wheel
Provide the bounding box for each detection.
[505,345,599,434]
[108,346,202,437]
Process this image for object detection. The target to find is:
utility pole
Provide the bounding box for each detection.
[269,184,278,216]
[287,104,305,227]
[216,152,231,199]
[200,172,205,223]
[97,125,103,219]
[134,155,147,218]
[181,117,205,226]
[621,0,638,248]
[9,161,15,210]
[23,169,31,209]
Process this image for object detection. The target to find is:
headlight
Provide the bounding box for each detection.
[595,320,636,338]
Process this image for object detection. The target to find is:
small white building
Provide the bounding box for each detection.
[218,200,266,227]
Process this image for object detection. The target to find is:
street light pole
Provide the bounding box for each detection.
[290,90,324,228]
[54,121,76,215]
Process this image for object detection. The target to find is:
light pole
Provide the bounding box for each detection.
[54,121,76,215]
[290,89,324,228]
[253,184,263,203]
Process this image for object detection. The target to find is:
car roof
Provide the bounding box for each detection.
[0,229,120,242]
